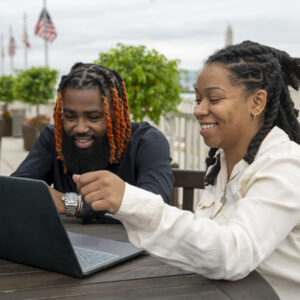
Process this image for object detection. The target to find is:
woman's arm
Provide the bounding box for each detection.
[114,155,300,280]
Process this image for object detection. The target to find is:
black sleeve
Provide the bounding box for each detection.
[11,126,55,185]
[134,132,173,204]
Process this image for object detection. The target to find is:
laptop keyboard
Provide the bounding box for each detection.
[74,246,118,272]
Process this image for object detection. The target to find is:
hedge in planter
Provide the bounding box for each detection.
[94,43,184,125]
[14,66,58,150]
[0,75,16,136]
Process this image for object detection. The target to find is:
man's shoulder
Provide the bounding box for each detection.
[40,124,55,136]
[37,124,55,144]
[130,121,166,140]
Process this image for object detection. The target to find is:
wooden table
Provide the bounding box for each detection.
[0,219,279,300]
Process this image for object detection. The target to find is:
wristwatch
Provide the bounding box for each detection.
[62,192,80,217]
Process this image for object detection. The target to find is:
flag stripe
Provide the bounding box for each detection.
[22,29,30,48]
[34,8,57,42]
[1,45,4,59]
[9,37,16,56]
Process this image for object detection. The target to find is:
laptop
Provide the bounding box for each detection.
[0,175,143,278]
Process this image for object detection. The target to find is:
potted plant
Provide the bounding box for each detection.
[0,75,16,136]
[94,43,183,125]
[14,66,58,150]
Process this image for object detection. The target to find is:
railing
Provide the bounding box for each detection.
[157,111,208,170]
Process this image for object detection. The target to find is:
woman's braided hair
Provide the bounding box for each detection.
[53,63,131,167]
[204,40,300,186]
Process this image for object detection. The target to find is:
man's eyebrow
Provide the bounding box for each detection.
[84,110,103,114]
[63,108,75,113]
[63,108,103,114]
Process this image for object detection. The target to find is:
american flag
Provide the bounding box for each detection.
[22,28,30,48]
[34,8,57,42]
[8,36,16,56]
[1,44,4,59]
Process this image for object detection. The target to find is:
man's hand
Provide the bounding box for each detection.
[73,170,125,214]
[48,186,66,214]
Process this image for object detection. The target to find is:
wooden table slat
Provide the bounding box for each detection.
[0,222,280,300]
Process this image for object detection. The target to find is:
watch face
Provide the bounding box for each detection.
[63,193,79,205]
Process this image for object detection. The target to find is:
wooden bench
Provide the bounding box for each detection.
[172,168,206,211]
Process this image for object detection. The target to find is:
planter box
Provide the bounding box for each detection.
[12,109,25,137]
[0,118,12,136]
[23,125,46,151]
[0,119,4,137]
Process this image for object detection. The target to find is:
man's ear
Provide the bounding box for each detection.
[251,89,267,117]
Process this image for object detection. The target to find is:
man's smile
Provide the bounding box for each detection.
[73,136,95,149]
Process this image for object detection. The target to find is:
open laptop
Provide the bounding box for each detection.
[0,175,143,278]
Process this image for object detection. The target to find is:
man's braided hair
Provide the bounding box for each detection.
[53,63,131,168]
[204,40,300,186]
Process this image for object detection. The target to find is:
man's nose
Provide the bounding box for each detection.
[74,118,89,133]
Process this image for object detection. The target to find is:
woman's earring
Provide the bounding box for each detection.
[252,112,256,120]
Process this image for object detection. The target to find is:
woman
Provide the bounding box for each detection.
[74,41,300,299]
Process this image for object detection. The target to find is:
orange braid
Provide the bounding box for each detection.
[121,81,132,150]
[53,92,64,161]
[118,89,126,157]
[111,87,123,159]
[103,96,117,163]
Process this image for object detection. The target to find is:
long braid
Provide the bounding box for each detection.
[111,87,122,158]
[121,81,132,150]
[103,95,117,163]
[53,63,132,169]
[53,92,64,161]
[204,41,300,186]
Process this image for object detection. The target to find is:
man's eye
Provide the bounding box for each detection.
[210,98,220,103]
[64,115,76,120]
[88,115,102,121]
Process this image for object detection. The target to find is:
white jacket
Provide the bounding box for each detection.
[114,126,300,300]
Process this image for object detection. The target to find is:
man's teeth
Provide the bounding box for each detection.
[201,124,217,130]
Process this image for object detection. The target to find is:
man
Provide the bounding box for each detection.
[12,63,173,223]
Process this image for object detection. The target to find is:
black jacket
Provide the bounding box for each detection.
[12,122,173,223]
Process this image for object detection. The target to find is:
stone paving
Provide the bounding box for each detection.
[0,137,29,176]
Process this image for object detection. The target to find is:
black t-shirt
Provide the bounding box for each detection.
[12,122,173,223]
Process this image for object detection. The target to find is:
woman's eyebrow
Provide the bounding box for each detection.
[205,86,226,92]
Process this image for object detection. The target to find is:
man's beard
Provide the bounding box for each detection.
[62,129,111,174]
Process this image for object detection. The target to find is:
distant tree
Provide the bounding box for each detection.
[95,43,183,124]
[0,75,16,117]
[14,66,58,124]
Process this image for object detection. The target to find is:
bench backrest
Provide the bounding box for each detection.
[172,168,206,211]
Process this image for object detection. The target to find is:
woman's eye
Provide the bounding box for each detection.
[195,98,202,104]
[210,98,220,103]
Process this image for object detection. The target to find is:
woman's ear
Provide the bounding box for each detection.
[251,89,267,117]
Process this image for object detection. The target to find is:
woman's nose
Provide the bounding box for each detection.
[194,100,209,118]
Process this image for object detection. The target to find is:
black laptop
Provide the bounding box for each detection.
[0,175,143,278]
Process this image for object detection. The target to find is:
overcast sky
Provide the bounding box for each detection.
[1,0,300,79]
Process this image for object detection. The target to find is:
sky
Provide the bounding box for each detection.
[1,0,300,80]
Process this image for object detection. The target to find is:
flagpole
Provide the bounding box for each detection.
[0,34,4,75]
[24,13,28,69]
[43,0,48,66]
[9,26,14,75]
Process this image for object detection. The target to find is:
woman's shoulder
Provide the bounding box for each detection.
[256,126,300,160]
